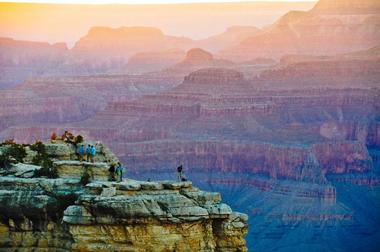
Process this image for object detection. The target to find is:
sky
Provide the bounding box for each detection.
[2,0,317,4]
[0,1,316,45]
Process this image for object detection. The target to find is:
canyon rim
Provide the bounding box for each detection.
[0,0,380,251]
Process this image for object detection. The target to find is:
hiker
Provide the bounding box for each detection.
[90,145,97,163]
[176,165,183,182]
[86,145,92,162]
[108,164,116,181]
[115,162,124,182]
[76,144,85,162]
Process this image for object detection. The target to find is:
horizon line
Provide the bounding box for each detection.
[0,0,318,5]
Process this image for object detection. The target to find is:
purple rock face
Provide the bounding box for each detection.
[1,0,380,251]
[2,62,379,251]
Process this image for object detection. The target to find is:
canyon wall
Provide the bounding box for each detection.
[0,141,248,251]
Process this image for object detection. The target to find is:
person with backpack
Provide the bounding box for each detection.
[115,162,124,182]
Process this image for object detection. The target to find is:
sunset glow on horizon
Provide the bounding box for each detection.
[0,0,316,45]
[2,0,317,4]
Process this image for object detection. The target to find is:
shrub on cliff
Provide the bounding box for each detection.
[80,170,91,185]
[0,154,12,169]
[31,142,58,178]
[50,132,57,140]
[0,139,16,145]
[80,172,90,186]
[75,135,83,144]
[7,144,26,163]
[34,159,58,179]
[0,143,27,169]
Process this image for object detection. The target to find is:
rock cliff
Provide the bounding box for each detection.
[0,141,248,251]
[311,0,380,14]
[166,49,234,75]
[73,26,194,59]
[221,0,380,61]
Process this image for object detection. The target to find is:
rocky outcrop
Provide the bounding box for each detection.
[311,0,380,14]
[73,26,194,59]
[0,73,180,138]
[183,68,244,85]
[166,49,234,75]
[0,141,248,251]
[196,26,261,52]
[0,37,129,88]
[126,49,186,73]
[0,37,69,88]
[220,0,380,61]
[181,48,214,65]
[257,58,380,89]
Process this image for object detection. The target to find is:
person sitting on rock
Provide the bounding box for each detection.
[177,165,183,182]
[76,144,85,162]
[108,164,116,181]
[115,162,124,182]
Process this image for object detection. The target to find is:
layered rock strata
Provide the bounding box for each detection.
[0,141,248,251]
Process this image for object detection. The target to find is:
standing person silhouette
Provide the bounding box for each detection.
[76,144,85,162]
[116,162,124,182]
[177,165,183,182]
[86,145,92,162]
[90,145,97,163]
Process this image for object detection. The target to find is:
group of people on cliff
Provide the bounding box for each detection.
[76,144,97,163]
[57,130,188,184]
[55,131,97,163]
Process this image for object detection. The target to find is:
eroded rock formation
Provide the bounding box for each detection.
[221,0,380,61]
[73,26,194,59]
[0,141,248,251]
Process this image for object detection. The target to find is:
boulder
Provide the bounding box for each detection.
[44,143,75,160]
[181,190,221,205]
[9,163,41,178]
[100,187,116,197]
[54,160,109,181]
[161,180,192,189]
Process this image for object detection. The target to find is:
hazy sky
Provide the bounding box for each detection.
[3,0,317,4]
[0,1,316,45]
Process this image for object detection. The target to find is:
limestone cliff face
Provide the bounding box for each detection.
[0,141,248,251]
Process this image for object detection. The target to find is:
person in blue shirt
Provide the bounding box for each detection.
[86,145,92,162]
[76,144,85,162]
[115,162,124,182]
[91,145,97,163]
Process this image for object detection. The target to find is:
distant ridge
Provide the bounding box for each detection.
[311,0,380,14]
